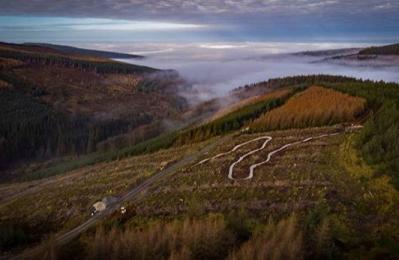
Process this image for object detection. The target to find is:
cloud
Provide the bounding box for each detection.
[0,0,398,42]
[1,0,398,20]
[111,42,399,101]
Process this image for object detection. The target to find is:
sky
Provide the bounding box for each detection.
[1,0,399,43]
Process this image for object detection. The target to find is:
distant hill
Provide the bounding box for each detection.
[0,42,155,74]
[359,43,399,55]
[24,42,144,59]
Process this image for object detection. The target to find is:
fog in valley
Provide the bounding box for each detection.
[90,42,399,99]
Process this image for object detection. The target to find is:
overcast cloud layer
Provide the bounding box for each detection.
[1,0,399,42]
[112,42,399,99]
[1,0,399,19]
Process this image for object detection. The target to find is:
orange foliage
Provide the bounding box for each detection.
[250,86,366,131]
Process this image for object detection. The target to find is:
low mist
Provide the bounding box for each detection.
[109,42,399,99]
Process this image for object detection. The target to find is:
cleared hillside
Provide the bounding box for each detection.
[250,86,366,131]
[7,126,399,259]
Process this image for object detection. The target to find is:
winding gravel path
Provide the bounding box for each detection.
[228,133,340,180]
[227,136,272,180]
[197,136,273,165]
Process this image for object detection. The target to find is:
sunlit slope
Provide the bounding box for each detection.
[250,86,366,131]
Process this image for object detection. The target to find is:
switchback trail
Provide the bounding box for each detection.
[197,136,273,165]
[195,132,340,180]
[227,136,273,180]
[229,133,340,180]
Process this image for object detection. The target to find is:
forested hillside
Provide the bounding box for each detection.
[325,81,399,187]
[0,43,188,171]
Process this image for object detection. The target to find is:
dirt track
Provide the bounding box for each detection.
[198,132,340,180]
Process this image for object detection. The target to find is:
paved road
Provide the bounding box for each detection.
[12,136,229,260]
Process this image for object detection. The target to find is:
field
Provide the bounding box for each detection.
[250,86,366,131]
